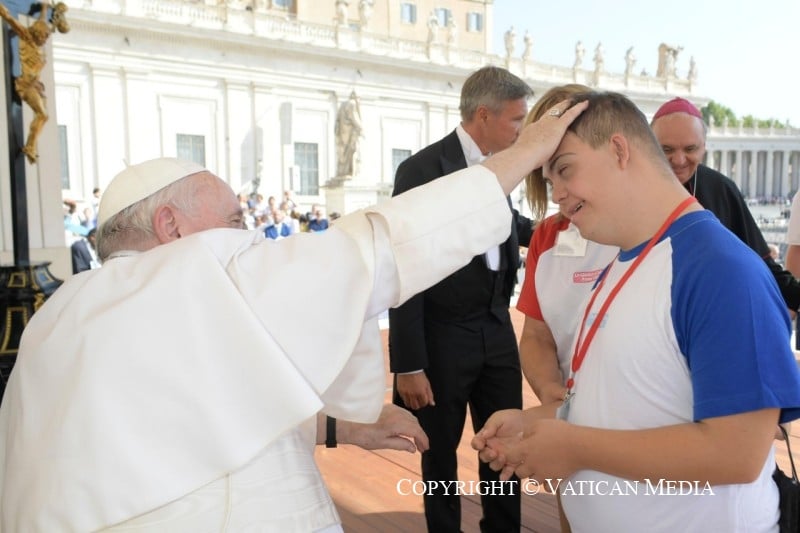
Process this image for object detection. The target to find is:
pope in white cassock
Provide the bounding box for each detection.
[0,99,586,531]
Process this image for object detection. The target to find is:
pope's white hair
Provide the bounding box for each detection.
[96,175,200,262]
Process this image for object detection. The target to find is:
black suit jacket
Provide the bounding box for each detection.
[388,130,533,373]
[71,239,93,275]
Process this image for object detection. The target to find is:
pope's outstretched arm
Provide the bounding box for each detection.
[350,97,588,316]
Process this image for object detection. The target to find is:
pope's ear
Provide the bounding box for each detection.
[152,205,181,244]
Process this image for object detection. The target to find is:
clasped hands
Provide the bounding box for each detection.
[470,405,578,483]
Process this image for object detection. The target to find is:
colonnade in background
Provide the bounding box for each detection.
[706,149,800,200]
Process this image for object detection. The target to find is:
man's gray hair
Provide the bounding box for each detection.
[95,176,199,261]
[459,66,533,121]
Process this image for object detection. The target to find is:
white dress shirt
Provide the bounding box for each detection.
[456,124,501,270]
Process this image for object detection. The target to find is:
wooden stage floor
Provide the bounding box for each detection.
[315,307,800,532]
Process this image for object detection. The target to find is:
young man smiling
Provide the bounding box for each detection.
[474,92,800,533]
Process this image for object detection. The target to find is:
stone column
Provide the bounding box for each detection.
[792,152,800,193]
[751,150,759,198]
[764,150,775,197]
[708,150,717,171]
[726,150,734,180]
[757,151,767,197]
[782,150,791,199]
[744,151,755,198]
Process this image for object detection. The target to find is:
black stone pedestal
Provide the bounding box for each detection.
[0,262,62,399]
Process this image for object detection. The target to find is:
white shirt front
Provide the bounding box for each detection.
[456,124,501,271]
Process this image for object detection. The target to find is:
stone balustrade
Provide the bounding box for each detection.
[64,0,693,93]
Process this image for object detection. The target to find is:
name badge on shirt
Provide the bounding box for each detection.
[553,225,588,257]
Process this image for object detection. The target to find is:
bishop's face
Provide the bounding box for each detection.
[651,113,706,184]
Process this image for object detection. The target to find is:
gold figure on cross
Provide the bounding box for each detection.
[0,2,69,164]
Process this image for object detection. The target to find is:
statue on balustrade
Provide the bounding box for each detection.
[624,46,636,78]
[446,17,457,47]
[521,31,532,61]
[335,0,348,26]
[335,91,363,178]
[573,40,585,69]
[358,0,372,28]
[688,56,698,83]
[426,10,439,44]
[0,1,70,164]
[504,26,515,59]
[592,41,604,85]
[657,43,682,78]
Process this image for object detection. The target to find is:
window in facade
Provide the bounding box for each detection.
[434,7,451,27]
[176,134,206,167]
[391,148,411,179]
[58,125,70,190]
[273,0,293,9]
[294,142,319,195]
[400,3,417,24]
[466,12,483,32]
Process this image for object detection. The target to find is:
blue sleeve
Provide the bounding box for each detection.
[670,222,800,424]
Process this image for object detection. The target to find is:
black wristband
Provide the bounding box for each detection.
[325,416,337,448]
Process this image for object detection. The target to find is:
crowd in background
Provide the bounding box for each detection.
[238,189,339,238]
[63,185,341,274]
[63,187,101,244]
[63,187,102,274]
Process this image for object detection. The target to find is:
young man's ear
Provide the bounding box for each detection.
[152,205,181,244]
[609,134,631,169]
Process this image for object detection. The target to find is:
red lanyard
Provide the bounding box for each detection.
[565,196,697,391]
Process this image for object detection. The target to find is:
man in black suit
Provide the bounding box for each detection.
[389,66,533,533]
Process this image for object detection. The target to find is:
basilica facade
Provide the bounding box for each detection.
[49,0,704,214]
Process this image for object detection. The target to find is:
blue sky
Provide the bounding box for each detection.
[491,0,799,125]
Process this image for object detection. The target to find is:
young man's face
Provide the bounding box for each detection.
[651,113,706,184]
[479,98,529,154]
[544,132,618,243]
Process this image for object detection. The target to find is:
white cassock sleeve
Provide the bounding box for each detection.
[229,165,511,422]
[319,166,512,418]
